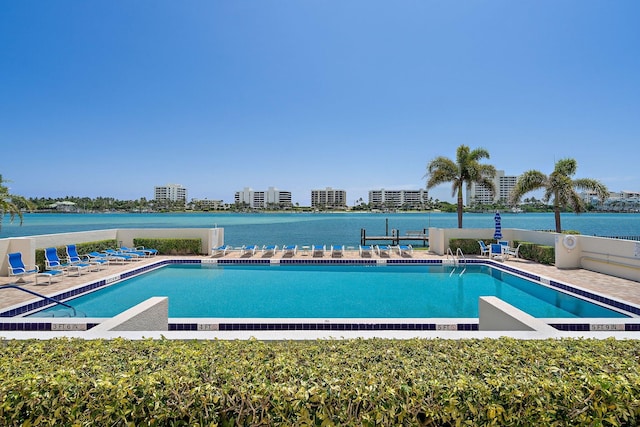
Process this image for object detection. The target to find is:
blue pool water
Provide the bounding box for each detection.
[30,264,627,319]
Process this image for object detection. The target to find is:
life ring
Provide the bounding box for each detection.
[562,235,577,250]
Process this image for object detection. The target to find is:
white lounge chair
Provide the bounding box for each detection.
[505,244,521,259]
[241,245,258,256]
[490,243,506,261]
[311,245,325,257]
[7,252,39,283]
[282,245,297,256]
[359,245,373,257]
[330,245,344,257]
[478,241,490,257]
[212,245,230,257]
[397,244,413,256]
[44,247,73,274]
[376,245,392,257]
[262,245,278,256]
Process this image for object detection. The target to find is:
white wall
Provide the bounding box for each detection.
[429,227,640,282]
[1,228,223,276]
[556,234,640,282]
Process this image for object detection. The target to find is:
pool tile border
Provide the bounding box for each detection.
[2,258,639,333]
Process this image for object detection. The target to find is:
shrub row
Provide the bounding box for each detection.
[133,238,202,255]
[34,238,203,271]
[1,338,639,426]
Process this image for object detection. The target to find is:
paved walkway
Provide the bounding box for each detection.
[1,249,639,313]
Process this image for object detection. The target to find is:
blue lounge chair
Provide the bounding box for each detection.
[119,246,148,258]
[65,245,95,273]
[330,245,344,257]
[87,251,114,266]
[211,245,230,257]
[135,245,158,256]
[478,241,490,257]
[262,245,278,256]
[241,245,258,256]
[376,245,392,257]
[359,245,373,257]
[282,245,297,256]
[45,247,73,273]
[311,245,325,257]
[7,252,39,283]
[104,249,137,262]
[397,244,413,257]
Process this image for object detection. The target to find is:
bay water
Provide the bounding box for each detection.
[2,212,640,247]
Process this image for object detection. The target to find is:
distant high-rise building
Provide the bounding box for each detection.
[154,184,187,204]
[468,171,518,205]
[311,187,347,209]
[368,189,428,209]
[235,187,292,209]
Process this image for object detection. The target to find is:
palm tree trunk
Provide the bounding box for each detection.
[457,187,464,228]
[554,207,562,233]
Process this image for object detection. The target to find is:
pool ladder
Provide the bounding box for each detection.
[0,284,83,317]
[446,248,467,276]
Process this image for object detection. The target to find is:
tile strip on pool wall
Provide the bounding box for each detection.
[2,258,638,329]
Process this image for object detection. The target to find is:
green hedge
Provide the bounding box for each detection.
[133,238,202,255]
[1,338,639,426]
[517,241,555,265]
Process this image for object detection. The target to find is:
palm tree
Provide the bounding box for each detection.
[510,158,608,233]
[425,145,496,228]
[0,174,34,231]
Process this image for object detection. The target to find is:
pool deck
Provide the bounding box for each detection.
[1,249,639,313]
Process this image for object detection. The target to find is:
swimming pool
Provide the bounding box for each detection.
[29,263,628,319]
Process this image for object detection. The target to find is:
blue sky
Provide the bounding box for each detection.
[1,1,638,206]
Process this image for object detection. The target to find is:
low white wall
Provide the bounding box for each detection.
[0,228,224,276]
[569,235,640,282]
[88,297,168,332]
[479,296,558,333]
[116,228,223,254]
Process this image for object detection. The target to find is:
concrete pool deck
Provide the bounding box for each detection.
[1,249,639,313]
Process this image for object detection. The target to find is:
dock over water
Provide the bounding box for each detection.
[360,228,429,246]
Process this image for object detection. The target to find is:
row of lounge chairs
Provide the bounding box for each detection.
[211,244,414,258]
[7,244,158,285]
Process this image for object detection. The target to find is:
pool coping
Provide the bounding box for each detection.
[2,258,640,333]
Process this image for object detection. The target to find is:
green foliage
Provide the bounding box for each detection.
[449,238,484,255]
[517,241,555,265]
[133,238,202,255]
[35,240,118,272]
[0,338,639,425]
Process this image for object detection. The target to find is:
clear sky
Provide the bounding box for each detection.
[1,1,638,206]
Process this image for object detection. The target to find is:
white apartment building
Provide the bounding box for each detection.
[368,189,428,209]
[154,184,187,203]
[235,187,292,209]
[468,171,518,205]
[311,187,347,209]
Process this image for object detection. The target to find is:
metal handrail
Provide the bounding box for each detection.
[456,248,467,276]
[0,284,77,317]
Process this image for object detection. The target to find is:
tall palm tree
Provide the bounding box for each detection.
[425,145,496,228]
[510,158,608,233]
[0,174,34,231]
